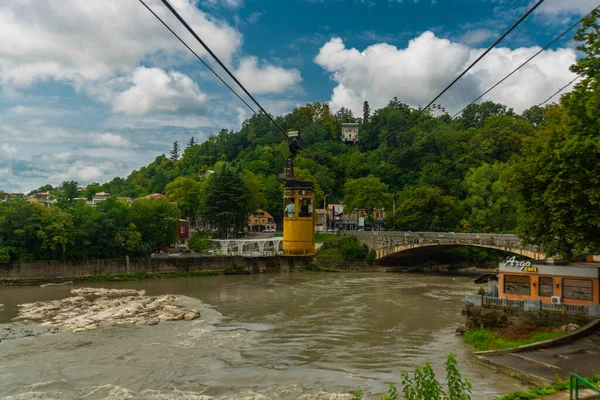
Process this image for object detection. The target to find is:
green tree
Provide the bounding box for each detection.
[84,184,104,200]
[201,163,248,237]
[395,186,458,231]
[462,162,516,233]
[511,11,600,258]
[343,175,392,230]
[166,177,203,223]
[37,206,74,259]
[58,180,79,203]
[170,141,180,161]
[122,223,146,257]
[187,136,196,147]
[460,101,513,129]
[130,198,180,252]
[363,100,371,122]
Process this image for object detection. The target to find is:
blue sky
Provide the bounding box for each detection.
[0,0,596,192]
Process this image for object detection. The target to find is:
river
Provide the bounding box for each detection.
[0,273,527,399]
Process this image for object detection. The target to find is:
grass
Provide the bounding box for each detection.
[464,329,567,351]
[496,374,600,400]
[315,233,334,243]
[87,270,219,281]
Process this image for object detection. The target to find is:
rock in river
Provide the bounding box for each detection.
[14,287,200,332]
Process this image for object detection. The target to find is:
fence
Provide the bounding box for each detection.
[465,295,597,317]
[482,296,524,309]
[541,302,589,314]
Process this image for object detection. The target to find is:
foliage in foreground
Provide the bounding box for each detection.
[463,329,566,351]
[350,354,471,400]
[317,235,369,262]
[496,374,600,400]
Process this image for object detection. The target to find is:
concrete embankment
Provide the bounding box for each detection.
[0,255,312,286]
[473,319,600,386]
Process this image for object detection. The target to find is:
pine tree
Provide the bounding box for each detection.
[187,137,196,148]
[170,141,180,161]
[363,101,371,122]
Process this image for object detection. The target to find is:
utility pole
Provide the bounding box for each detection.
[393,193,397,231]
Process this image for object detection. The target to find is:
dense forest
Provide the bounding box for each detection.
[1,12,599,261]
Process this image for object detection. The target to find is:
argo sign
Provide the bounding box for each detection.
[504,256,537,272]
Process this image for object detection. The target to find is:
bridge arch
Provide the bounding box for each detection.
[346,231,546,261]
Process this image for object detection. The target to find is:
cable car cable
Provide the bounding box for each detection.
[387,5,596,164]
[157,0,289,140]
[138,0,258,116]
[538,76,580,106]
[384,0,547,149]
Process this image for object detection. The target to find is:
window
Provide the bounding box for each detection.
[180,225,185,234]
[298,197,313,217]
[284,197,296,218]
[504,274,530,295]
[539,276,553,297]
[563,279,593,301]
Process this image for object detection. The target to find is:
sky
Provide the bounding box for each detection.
[0,0,597,193]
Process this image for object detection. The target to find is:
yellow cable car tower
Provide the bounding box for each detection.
[280,131,315,256]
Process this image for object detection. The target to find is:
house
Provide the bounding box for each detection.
[142,193,167,200]
[92,192,110,204]
[247,209,277,232]
[176,219,191,248]
[498,260,600,306]
[341,123,359,143]
[327,204,386,231]
[315,209,327,232]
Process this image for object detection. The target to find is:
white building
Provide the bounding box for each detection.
[341,123,359,142]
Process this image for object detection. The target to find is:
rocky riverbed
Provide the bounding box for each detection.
[14,287,200,332]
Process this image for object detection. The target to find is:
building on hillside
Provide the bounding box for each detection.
[176,219,191,248]
[315,209,327,232]
[341,123,359,143]
[498,260,600,306]
[92,192,110,204]
[247,209,277,232]
[204,170,214,178]
[142,193,167,200]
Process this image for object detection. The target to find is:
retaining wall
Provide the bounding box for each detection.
[0,255,312,284]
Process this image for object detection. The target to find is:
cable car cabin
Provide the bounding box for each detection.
[283,180,315,256]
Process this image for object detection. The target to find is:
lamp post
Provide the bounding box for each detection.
[324,193,331,232]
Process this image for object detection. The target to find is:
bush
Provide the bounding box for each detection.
[351,354,471,399]
[366,250,376,265]
[188,230,213,253]
[0,245,11,264]
[338,236,369,261]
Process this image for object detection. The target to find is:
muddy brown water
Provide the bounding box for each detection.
[0,273,528,399]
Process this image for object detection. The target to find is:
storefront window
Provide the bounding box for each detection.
[562,279,593,301]
[284,197,296,218]
[298,197,313,217]
[504,275,530,295]
[538,276,553,297]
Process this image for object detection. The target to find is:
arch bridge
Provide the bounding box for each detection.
[346,231,546,261]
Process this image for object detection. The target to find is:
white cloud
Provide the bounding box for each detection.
[235,56,302,94]
[0,0,241,87]
[76,166,104,182]
[88,133,132,148]
[1,143,18,158]
[112,67,207,116]
[457,29,497,46]
[535,0,595,15]
[314,31,578,115]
